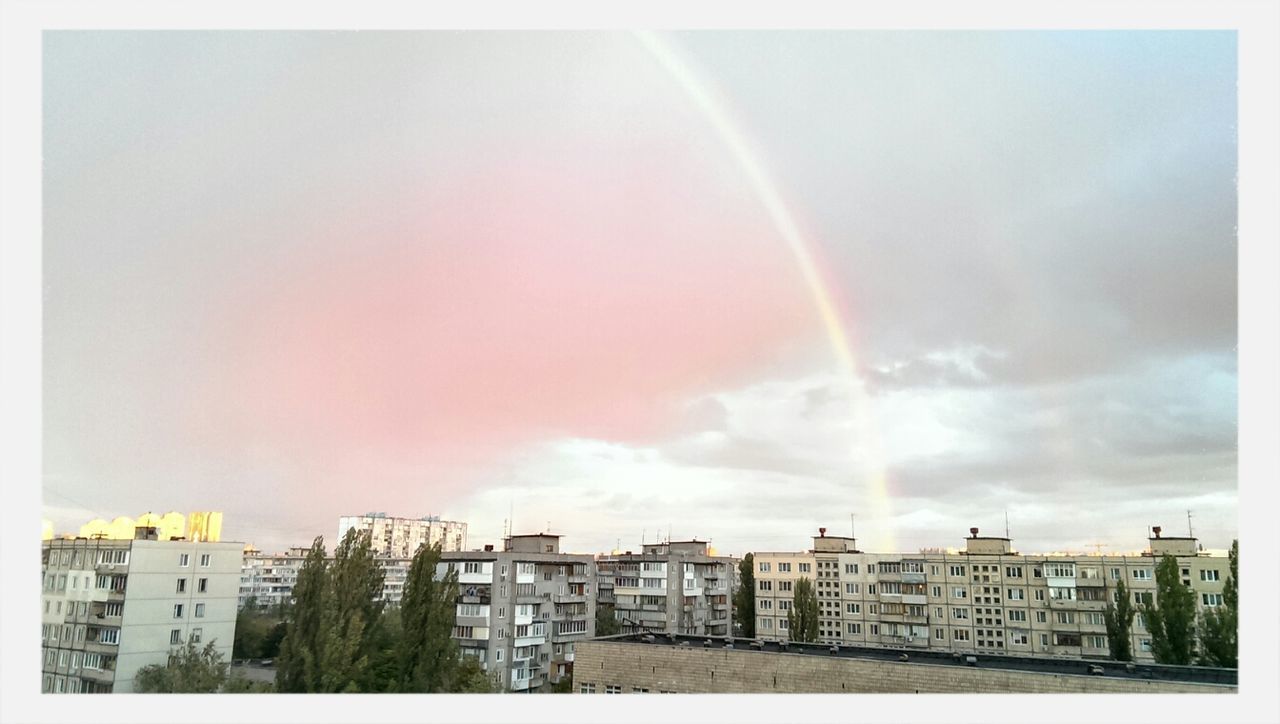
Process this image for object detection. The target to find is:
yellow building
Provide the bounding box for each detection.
[75,511,223,542]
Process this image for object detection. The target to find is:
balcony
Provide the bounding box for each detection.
[84,639,119,655]
[554,592,586,604]
[1075,576,1107,587]
[80,666,116,683]
[902,572,926,584]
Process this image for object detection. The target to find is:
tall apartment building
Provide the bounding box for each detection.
[596,540,735,637]
[753,526,1230,664]
[338,513,467,557]
[439,534,596,693]
[40,530,243,693]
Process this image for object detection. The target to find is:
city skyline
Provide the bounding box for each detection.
[42,31,1237,557]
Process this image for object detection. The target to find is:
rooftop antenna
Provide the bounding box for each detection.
[1186,510,1194,538]
[850,513,856,539]
[1004,510,1010,539]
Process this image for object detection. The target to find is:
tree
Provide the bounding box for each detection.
[134,639,229,693]
[734,553,755,638]
[394,542,464,692]
[595,602,620,637]
[276,537,329,692]
[222,674,274,693]
[1141,555,1197,665]
[1103,578,1135,661]
[786,577,819,643]
[1198,540,1238,668]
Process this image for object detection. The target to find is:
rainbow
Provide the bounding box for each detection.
[635,32,894,550]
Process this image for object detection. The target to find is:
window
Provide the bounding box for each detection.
[580,683,595,694]
[798,563,811,573]
[1044,563,1076,578]
[179,553,190,567]
[846,603,860,614]
[869,604,879,614]
[56,601,62,615]
[1202,593,1223,607]
[71,653,81,670]
[1084,612,1105,625]
[1111,567,1121,580]
[952,587,967,599]
[1011,632,1028,645]
[867,584,877,595]
[198,578,208,593]
[199,554,211,567]
[867,564,876,574]
[953,629,970,641]
[114,550,128,564]
[1140,638,1152,652]
[1034,589,1045,601]
[952,608,969,620]
[779,619,788,630]
[758,580,772,592]
[59,651,68,667]
[758,617,772,630]
[453,626,475,639]
[1087,635,1106,649]
[778,600,791,611]
[1200,570,1221,582]
[464,562,482,574]
[1008,610,1026,622]
[495,649,504,662]
[194,603,205,618]
[605,685,622,694]
[759,562,771,573]
[869,624,879,635]
[930,585,941,597]
[845,564,858,574]
[633,687,649,693]
[176,578,187,593]
[1053,632,1082,647]
[1007,588,1024,600]
[1134,591,1153,605]
[1055,611,1076,624]
[105,602,123,616]
[99,628,119,644]
[83,653,102,670]
[170,629,182,645]
[1049,587,1076,601]
[1132,569,1152,580]
[949,565,965,577]
[1035,611,1047,623]
[779,581,793,592]
[191,627,202,643]
[173,604,185,618]
[1005,566,1023,578]
[845,583,859,595]
[778,562,791,572]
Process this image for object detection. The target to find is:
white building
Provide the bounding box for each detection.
[596,540,735,637]
[41,530,243,693]
[338,513,467,557]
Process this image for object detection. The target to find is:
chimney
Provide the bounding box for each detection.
[969,527,979,538]
[1152,526,1162,539]
[819,527,826,538]
[483,544,494,552]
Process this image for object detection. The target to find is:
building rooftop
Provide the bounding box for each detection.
[591,634,1237,687]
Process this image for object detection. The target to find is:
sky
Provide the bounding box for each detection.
[41,31,1238,557]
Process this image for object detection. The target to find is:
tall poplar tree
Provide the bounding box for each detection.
[1103,578,1135,661]
[275,537,328,692]
[734,553,755,638]
[787,577,819,643]
[1141,555,1197,665]
[394,542,462,692]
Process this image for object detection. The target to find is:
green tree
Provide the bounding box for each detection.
[276,537,329,692]
[1103,578,1136,661]
[595,602,621,636]
[1198,540,1238,668]
[222,674,274,693]
[394,542,464,692]
[134,639,230,693]
[734,553,755,638]
[1141,555,1197,665]
[786,577,819,643]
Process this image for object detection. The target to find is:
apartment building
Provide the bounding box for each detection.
[240,546,416,611]
[338,513,467,557]
[596,540,735,637]
[40,530,243,693]
[753,526,1230,664]
[439,534,596,693]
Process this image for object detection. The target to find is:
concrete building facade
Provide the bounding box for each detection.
[753,526,1231,664]
[41,533,243,693]
[439,534,596,693]
[596,541,735,637]
[337,513,467,558]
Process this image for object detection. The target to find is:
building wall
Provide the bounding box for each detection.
[338,514,467,558]
[572,641,1234,694]
[597,549,735,638]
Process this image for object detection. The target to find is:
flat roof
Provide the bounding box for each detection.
[584,634,1236,687]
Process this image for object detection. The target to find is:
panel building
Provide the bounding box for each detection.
[41,529,243,693]
[752,526,1230,664]
[337,512,467,557]
[596,540,735,637]
[439,534,596,692]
